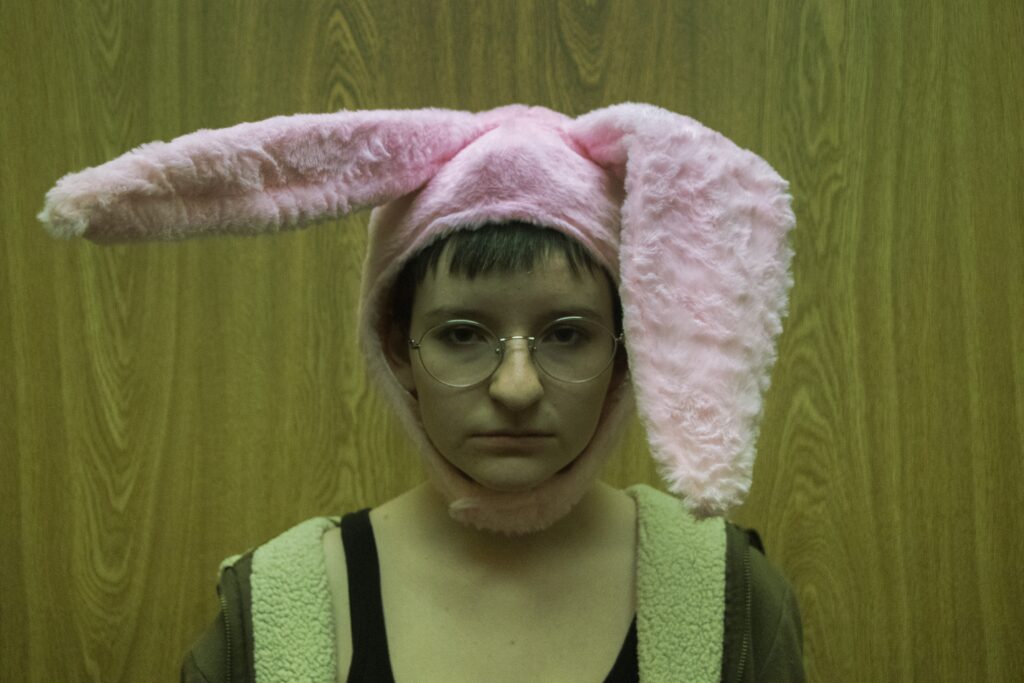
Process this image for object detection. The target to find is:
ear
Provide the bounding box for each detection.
[37,108,495,243]
[570,102,796,516]
[384,322,418,397]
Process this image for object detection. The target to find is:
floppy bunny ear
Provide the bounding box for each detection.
[38,108,496,244]
[568,102,796,517]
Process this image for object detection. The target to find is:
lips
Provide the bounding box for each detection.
[474,431,553,437]
[470,432,555,451]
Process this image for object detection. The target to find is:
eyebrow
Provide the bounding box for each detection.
[423,306,608,323]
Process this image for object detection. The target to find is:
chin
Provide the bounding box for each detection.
[463,458,580,493]
[469,472,548,493]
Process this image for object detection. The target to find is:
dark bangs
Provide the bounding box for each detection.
[390,221,621,336]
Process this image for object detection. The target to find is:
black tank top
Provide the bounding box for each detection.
[341,508,639,682]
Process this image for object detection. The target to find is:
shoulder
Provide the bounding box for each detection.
[725,521,794,607]
[181,516,343,683]
[724,521,806,682]
[180,549,256,682]
[322,515,353,676]
[215,515,340,608]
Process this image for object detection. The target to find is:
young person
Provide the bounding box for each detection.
[39,103,806,681]
[332,223,639,681]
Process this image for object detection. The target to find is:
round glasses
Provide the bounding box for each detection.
[409,316,623,387]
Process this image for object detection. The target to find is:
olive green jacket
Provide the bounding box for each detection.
[181,484,804,682]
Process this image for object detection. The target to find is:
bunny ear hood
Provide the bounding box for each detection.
[38,102,795,534]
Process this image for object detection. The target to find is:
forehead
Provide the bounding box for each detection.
[412,251,614,326]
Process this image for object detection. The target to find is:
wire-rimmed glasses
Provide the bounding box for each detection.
[409,316,623,387]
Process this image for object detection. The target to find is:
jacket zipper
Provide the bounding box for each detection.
[219,589,233,683]
[735,544,752,681]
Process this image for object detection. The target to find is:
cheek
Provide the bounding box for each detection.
[410,369,465,446]
[418,391,450,431]
[555,378,614,443]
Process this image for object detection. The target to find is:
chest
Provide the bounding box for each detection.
[324,505,638,683]
[379,541,637,683]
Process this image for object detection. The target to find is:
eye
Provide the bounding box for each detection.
[542,324,590,346]
[439,324,488,346]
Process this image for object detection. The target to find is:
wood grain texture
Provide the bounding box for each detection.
[2,0,1021,680]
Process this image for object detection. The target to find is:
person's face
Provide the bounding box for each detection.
[388,250,622,493]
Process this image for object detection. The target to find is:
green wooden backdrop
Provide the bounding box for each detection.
[2,1,1021,680]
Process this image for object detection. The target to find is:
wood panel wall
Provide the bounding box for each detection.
[2,1,1021,680]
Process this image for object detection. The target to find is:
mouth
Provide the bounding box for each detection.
[475,431,553,437]
[469,433,556,451]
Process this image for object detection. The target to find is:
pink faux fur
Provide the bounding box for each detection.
[38,102,795,535]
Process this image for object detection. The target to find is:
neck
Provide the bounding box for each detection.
[396,479,629,570]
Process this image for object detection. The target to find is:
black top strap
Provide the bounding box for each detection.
[342,508,396,682]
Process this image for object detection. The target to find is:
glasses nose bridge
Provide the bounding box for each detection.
[495,334,537,362]
[493,334,539,374]
[497,333,536,349]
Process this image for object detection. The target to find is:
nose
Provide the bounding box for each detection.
[488,338,544,410]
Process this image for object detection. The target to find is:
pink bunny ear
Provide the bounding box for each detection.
[37,108,497,244]
[569,102,796,517]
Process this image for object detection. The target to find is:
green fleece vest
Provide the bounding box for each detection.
[224,483,726,682]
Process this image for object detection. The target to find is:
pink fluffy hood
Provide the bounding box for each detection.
[38,102,796,536]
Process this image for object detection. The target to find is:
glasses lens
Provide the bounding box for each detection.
[535,318,617,382]
[419,321,499,386]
